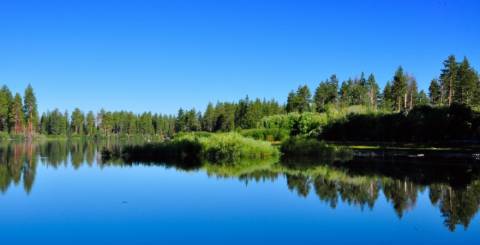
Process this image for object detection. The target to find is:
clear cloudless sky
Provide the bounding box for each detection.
[0,0,479,114]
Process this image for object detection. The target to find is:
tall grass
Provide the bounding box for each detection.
[116,132,279,164]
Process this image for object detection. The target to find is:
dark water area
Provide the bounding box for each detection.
[0,140,479,244]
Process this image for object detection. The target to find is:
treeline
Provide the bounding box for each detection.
[0,54,478,139]
[322,103,480,143]
[175,98,284,132]
[39,109,176,137]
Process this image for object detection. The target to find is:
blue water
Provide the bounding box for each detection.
[0,141,479,244]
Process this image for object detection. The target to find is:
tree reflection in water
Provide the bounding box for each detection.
[0,140,479,232]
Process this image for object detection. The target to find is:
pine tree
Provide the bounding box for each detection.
[314,75,338,112]
[85,111,96,136]
[23,85,38,136]
[9,93,24,134]
[202,103,215,132]
[39,112,48,134]
[71,108,85,135]
[296,85,311,113]
[455,57,478,106]
[286,91,296,113]
[391,67,408,111]
[0,85,13,132]
[366,74,380,108]
[407,76,418,110]
[428,79,442,105]
[439,55,458,105]
[382,81,394,110]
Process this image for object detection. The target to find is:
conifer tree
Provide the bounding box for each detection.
[391,67,408,111]
[455,57,478,106]
[0,85,13,132]
[407,76,418,110]
[440,55,458,105]
[85,111,96,136]
[314,75,338,112]
[429,79,442,105]
[296,85,311,113]
[382,81,394,110]
[71,108,85,135]
[366,74,380,108]
[9,93,25,134]
[286,91,296,113]
[23,85,38,135]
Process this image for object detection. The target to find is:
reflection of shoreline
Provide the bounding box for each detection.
[0,140,479,232]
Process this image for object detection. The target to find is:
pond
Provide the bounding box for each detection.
[0,140,479,244]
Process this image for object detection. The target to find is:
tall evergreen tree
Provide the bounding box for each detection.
[286,91,296,113]
[366,74,380,108]
[71,108,85,135]
[455,57,478,106]
[85,111,96,136]
[391,67,408,111]
[382,81,394,110]
[0,85,13,132]
[23,85,38,135]
[314,75,338,112]
[296,85,311,113]
[429,79,442,105]
[407,76,418,110]
[9,93,25,134]
[202,103,215,132]
[439,55,458,105]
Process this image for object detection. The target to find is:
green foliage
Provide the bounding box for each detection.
[198,97,283,132]
[41,109,68,135]
[314,75,338,112]
[175,108,201,132]
[260,106,372,137]
[286,85,312,113]
[322,103,480,143]
[0,131,9,141]
[239,128,289,141]
[0,86,12,132]
[429,79,442,105]
[1,55,479,141]
[118,132,279,164]
[85,111,96,136]
[23,84,38,135]
[71,108,85,135]
[392,66,408,111]
[9,93,24,134]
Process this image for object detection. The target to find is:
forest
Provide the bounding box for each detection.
[1,55,479,143]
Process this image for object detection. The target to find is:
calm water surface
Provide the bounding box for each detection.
[0,140,479,244]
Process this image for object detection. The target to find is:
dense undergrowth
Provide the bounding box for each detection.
[114,132,279,164]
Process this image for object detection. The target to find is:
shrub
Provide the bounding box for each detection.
[239,128,289,141]
[322,104,480,143]
[117,132,279,164]
[260,112,328,136]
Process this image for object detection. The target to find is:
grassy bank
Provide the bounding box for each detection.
[114,132,279,164]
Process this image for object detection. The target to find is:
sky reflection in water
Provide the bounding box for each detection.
[0,140,479,244]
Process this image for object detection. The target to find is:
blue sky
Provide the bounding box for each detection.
[0,0,478,114]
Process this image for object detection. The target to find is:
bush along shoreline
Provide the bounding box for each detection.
[103,132,280,164]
